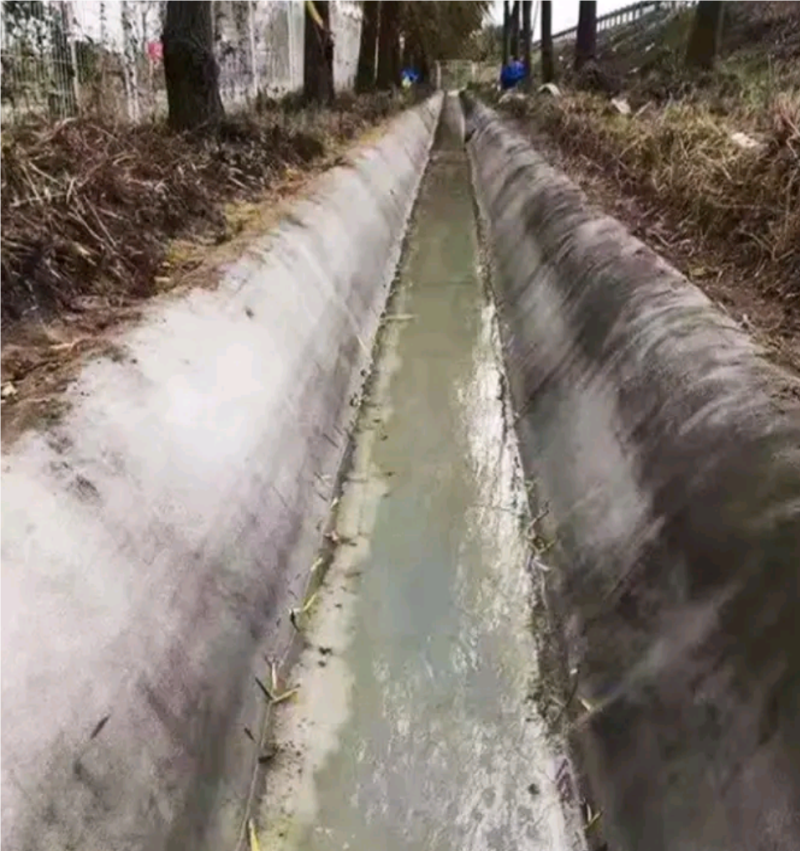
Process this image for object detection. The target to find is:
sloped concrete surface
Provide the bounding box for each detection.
[1,93,442,851]
[464,95,800,851]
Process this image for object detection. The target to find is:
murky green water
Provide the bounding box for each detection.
[258,101,586,851]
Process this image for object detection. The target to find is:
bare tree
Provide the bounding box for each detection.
[686,1,725,70]
[356,1,380,93]
[399,1,490,83]
[511,0,521,59]
[163,1,224,132]
[574,0,597,71]
[541,0,554,82]
[400,4,425,80]
[376,0,401,89]
[303,0,335,104]
[502,0,510,66]
[521,0,532,85]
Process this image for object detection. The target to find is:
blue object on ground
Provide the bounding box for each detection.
[401,68,420,87]
[500,60,526,90]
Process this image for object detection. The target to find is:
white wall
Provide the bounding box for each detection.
[70,0,363,119]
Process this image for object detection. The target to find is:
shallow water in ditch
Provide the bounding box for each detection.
[256,101,587,851]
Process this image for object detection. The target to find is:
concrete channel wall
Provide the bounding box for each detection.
[1,93,442,851]
[464,96,800,851]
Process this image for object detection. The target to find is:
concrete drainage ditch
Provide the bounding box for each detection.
[3,92,799,851]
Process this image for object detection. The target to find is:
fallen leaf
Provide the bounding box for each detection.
[248,818,261,851]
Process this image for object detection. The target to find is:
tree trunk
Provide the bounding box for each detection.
[502,0,510,66]
[355,0,380,93]
[686,1,725,70]
[408,39,429,83]
[541,0,554,82]
[521,0,532,85]
[403,41,423,79]
[390,19,402,85]
[303,1,335,105]
[406,10,430,84]
[376,0,401,89]
[574,1,597,71]
[163,1,224,133]
[419,50,430,84]
[401,28,413,70]
[511,1,521,60]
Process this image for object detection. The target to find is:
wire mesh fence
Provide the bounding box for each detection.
[1,0,362,127]
[1,1,80,123]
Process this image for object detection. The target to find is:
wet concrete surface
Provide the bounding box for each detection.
[1,99,441,851]
[255,101,587,851]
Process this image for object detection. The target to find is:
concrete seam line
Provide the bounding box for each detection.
[464,94,800,851]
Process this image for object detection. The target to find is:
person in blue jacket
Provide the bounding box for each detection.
[500,58,526,91]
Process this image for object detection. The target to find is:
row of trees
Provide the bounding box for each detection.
[355,1,490,93]
[523,0,725,88]
[496,1,569,85]
[162,1,490,132]
[498,1,575,86]
[161,1,727,132]
[305,1,498,104]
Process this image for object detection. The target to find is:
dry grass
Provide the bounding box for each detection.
[487,2,800,367]
[551,2,800,108]
[531,91,800,301]
[0,92,408,326]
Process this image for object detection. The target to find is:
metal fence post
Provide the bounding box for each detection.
[248,0,259,100]
[61,1,80,112]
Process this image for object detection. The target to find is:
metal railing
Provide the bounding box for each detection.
[532,0,695,49]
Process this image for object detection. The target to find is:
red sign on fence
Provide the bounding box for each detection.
[147,41,163,63]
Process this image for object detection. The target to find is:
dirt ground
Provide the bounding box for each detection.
[0,98,416,442]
